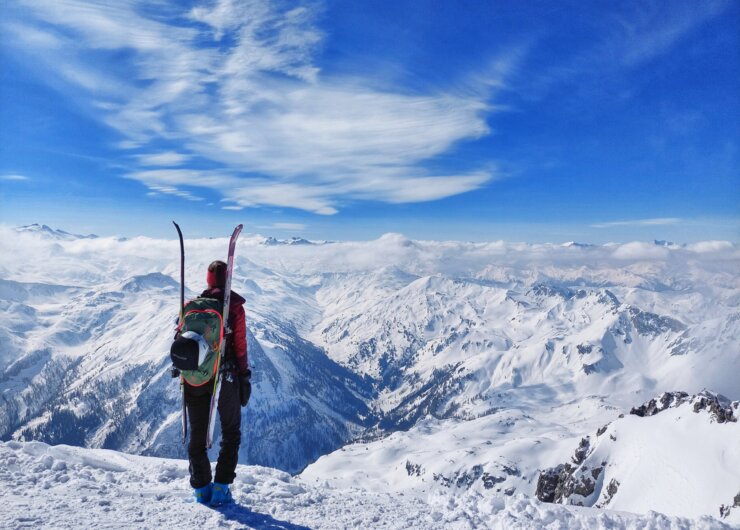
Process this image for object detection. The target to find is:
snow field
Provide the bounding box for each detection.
[0,441,732,530]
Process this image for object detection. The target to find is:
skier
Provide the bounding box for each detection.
[184,260,251,505]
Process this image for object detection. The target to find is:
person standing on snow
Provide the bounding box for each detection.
[185,260,251,505]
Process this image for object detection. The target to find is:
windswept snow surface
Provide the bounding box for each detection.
[302,391,740,525]
[0,441,732,529]
[546,392,740,520]
[1,225,739,526]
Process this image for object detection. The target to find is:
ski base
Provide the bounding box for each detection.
[205,224,243,449]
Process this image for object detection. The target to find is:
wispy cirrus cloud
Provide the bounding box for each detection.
[591,217,681,229]
[136,152,192,167]
[0,174,31,181]
[146,186,204,202]
[612,0,731,68]
[523,0,731,101]
[5,0,511,214]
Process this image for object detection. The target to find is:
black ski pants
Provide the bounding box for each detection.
[184,375,241,488]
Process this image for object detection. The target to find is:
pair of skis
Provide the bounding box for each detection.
[173,221,243,449]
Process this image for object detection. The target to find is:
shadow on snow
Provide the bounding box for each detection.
[215,503,313,530]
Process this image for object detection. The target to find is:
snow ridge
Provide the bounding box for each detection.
[536,391,740,522]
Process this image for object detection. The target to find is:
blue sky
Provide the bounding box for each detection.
[0,0,738,242]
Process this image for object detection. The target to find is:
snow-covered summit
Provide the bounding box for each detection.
[536,390,740,522]
[16,224,98,240]
[260,235,321,246]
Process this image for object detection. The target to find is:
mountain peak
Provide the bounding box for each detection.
[17,224,97,240]
[260,235,318,246]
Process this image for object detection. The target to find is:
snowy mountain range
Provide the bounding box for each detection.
[0,225,738,527]
[15,223,99,240]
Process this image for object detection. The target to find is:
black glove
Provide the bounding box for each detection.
[239,370,251,407]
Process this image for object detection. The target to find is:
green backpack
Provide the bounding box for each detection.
[176,297,224,387]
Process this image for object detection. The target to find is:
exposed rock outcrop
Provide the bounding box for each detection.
[630,391,689,417]
[630,390,737,424]
[537,390,739,512]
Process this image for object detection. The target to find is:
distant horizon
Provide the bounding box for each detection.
[1,1,738,243]
[6,221,739,246]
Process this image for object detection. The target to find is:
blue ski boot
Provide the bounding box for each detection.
[193,483,212,504]
[210,482,233,506]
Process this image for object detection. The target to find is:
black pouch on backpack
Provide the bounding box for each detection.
[170,335,201,371]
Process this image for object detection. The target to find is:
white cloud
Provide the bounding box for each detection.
[146,185,204,202]
[2,224,735,292]
[523,1,730,101]
[615,0,731,68]
[591,218,681,229]
[126,169,234,189]
[136,152,191,167]
[7,0,510,214]
[686,240,735,254]
[612,241,669,260]
[224,181,339,215]
[0,174,30,181]
[2,21,64,49]
[374,173,492,203]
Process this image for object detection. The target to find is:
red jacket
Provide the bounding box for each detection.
[201,287,248,375]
